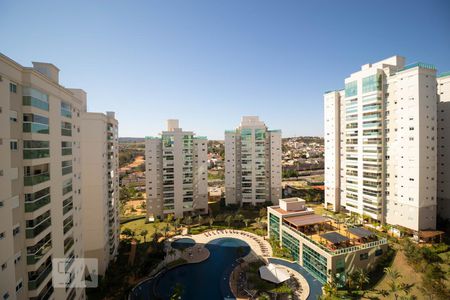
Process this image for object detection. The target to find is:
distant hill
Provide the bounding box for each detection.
[119,137,145,143]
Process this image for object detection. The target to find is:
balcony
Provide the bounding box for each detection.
[23,95,49,111]
[23,149,50,160]
[28,262,52,290]
[23,123,49,134]
[25,195,51,212]
[26,217,51,239]
[62,148,72,156]
[63,218,74,235]
[62,166,73,176]
[24,172,50,186]
[27,237,52,265]
[64,237,75,254]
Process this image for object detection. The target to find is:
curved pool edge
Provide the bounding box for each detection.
[130,237,251,300]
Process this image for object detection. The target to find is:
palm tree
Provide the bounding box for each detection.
[384,267,402,300]
[197,215,203,226]
[355,268,369,290]
[322,280,338,298]
[140,229,148,242]
[243,219,251,228]
[235,214,244,226]
[174,218,181,231]
[163,223,170,238]
[185,216,193,234]
[121,228,135,241]
[225,215,233,227]
[208,216,214,228]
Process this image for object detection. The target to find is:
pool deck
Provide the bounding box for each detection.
[182,229,273,262]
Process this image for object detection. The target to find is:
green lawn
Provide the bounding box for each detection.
[120,219,174,243]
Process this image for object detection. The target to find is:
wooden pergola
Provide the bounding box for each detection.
[283,214,332,232]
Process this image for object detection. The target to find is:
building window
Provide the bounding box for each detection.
[61,101,72,118]
[10,140,18,151]
[15,280,23,293]
[23,114,49,134]
[345,81,357,97]
[375,249,383,256]
[23,140,50,159]
[22,87,49,111]
[9,111,17,122]
[61,121,72,136]
[10,83,17,93]
[13,226,20,236]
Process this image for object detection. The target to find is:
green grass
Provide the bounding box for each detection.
[120,219,174,243]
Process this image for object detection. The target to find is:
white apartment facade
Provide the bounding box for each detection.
[80,111,119,276]
[0,54,85,300]
[145,120,208,219]
[437,72,450,220]
[325,56,438,232]
[225,116,282,206]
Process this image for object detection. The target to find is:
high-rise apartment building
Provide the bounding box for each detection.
[145,120,208,219]
[0,54,85,300]
[225,116,282,206]
[324,56,439,233]
[80,111,119,276]
[437,72,450,219]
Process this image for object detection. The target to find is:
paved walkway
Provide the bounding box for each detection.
[184,229,273,261]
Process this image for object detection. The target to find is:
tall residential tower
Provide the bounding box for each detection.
[0,54,85,300]
[145,120,208,219]
[225,116,282,206]
[437,72,450,219]
[324,56,438,233]
[80,111,119,276]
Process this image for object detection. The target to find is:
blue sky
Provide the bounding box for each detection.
[1,0,449,139]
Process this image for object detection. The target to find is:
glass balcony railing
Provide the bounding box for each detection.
[62,166,72,176]
[23,123,49,134]
[26,217,51,238]
[24,173,50,186]
[23,96,49,111]
[23,149,50,159]
[63,219,74,234]
[61,128,72,136]
[64,238,74,254]
[28,263,52,290]
[25,195,51,212]
[27,239,52,265]
[62,148,72,156]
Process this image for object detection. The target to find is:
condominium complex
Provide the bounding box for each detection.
[0,54,85,300]
[145,120,208,219]
[324,56,439,233]
[80,111,119,276]
[437,72,450,219]
[268,198,387,285]
[225,116,282,206]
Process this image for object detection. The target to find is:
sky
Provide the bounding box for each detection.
[1,0,449,139]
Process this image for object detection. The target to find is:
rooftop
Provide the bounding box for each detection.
[275,211,386,254]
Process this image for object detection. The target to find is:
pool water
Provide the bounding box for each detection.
[171,238,196,250]
[131,238,250,300]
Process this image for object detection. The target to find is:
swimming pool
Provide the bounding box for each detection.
[130,238,250,300]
